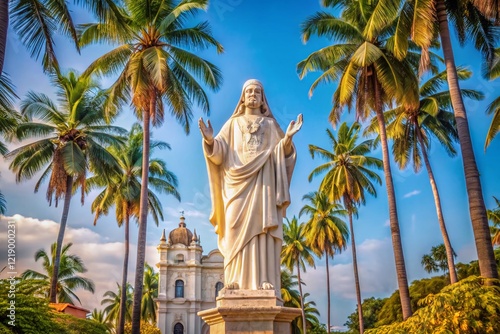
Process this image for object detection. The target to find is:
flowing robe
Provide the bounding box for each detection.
[203,115,296,291]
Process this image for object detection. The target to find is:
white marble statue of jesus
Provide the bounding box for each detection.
[199,79,302,294]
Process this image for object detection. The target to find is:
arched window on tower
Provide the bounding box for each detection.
[175,280,184,298]
[215,281,224,298]
[173,322,184,334]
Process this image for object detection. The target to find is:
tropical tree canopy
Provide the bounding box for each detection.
[21,242,95,305]
[7,70,125,206]
[79,0,224,132]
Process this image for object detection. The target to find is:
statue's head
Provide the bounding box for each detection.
[233,79,269,116]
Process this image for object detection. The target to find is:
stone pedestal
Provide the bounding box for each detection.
[198,289,301,334]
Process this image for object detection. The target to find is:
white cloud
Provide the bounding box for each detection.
[0,214,159,312]
[403,190,421,198]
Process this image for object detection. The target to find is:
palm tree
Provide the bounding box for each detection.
[0,79,21,215]
[2,0,81,74]
[0,0,7,74]
[421,244,457,275]
[293,293,322,334]
[79,2,223,330]
[485,48,500,149]
[21,242,95,305]
[6,70,125,303]
[102,282,134,327]
[394,0,499,280]
[377,68,484,284]
[300,191,349,333]
[488,196,500,245]
[88,123,180,334]
[90,308,113,332]
[308,122,382,333]
[141,263,158,324]
[298,0,419,319]
[281,268,301,308]
[470,0,500,24]
[282,216,316,334]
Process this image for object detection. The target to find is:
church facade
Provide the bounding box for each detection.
[156,216,224,334]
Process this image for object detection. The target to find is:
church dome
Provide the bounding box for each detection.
[168,216,194,246]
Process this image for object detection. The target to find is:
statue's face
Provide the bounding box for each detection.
[243,84,263,109]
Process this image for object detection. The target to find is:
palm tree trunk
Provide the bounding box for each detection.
[326,254,331,334]
[349,211,364,333]
[0,0,8,74]
[49,175,73,302]
[416,129,458,284]
[374,79,412,319]
[296,261,307,334]
[131,102,152,334]
[117,211,130,334]
[436,0,498,279]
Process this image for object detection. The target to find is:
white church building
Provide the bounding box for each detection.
[156,215,224,334]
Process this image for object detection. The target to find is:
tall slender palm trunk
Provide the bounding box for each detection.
[296,260,307,334]
[50,175,73,302]
[436,0,498,279]
[416,130,458,283]
[348,211,364,333]
[0,0,8,74]
[117,212,130,334]
[131,103,152,334]
[325,254,331,334]
[374,79,412,319]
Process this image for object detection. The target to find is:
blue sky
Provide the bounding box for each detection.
[1,0,500,330]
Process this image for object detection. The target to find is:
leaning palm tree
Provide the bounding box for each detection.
[488,196,500,246]
[88,123,180,334]
[21,242,95,305]
[6,70,125,303]
[79,2,223,330]
[141,263,158,324]
[374,68,484,284]
[300,191,349,333]
[298,0,419,319]
[282,216,316,334]
[394,0,499,279]
[308,122,382,333]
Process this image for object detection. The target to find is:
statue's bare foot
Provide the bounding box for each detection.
[260,282,274,290]
[226,282,239,289]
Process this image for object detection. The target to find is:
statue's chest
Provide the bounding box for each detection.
[236,117,269,162]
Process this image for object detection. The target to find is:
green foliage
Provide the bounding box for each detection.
[308,323,328,334]
[456,248,500,280]
[0,279,107,334]
[488,196,500,245]
[345,297,385,333]
[123,322,161,334]
[366,276,500,334]
[375,276,448,327]
[53,313,109,334]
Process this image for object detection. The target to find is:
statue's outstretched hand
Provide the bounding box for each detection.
[198,117,214,145]
[285,114,303,139]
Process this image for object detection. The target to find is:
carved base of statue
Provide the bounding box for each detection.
[198,289,301,334]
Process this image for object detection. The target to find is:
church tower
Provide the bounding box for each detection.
[156,215,224,334]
